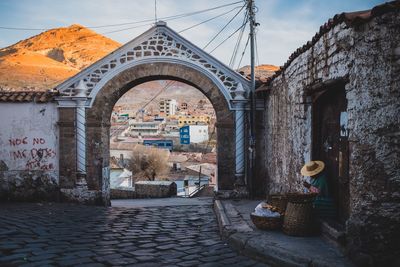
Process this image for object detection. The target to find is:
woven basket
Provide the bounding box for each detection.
[268,194,288,213]
[285,192,317,204]
[283,201,315,236]
[250,213,283,230]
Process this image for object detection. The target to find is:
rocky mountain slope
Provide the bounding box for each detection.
[0,24,120,91]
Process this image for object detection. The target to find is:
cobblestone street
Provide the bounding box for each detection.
[0,199,266,266]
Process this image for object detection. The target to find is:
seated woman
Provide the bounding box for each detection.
[301,161,336,219]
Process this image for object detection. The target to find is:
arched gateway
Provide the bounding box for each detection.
[55,22,251,205]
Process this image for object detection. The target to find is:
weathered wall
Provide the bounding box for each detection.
[0,102,59,201]
[260,9,399,267]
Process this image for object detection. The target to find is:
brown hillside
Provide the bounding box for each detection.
[238,64,280,82]
[0,24,121,91]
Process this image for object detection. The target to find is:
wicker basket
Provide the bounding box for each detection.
[268,194,288,213]
[285,192,318,204]
[283,201,316,236]
[250,213,283,230]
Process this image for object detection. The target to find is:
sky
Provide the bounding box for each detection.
[0,0,386,67]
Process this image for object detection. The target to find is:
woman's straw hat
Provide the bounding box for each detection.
[301,161,325,176]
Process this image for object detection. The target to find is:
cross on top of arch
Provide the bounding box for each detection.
[55,21,250,109]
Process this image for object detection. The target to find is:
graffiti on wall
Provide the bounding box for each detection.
[8,137,57,171]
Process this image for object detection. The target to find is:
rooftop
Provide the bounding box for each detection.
[0,90,57,103]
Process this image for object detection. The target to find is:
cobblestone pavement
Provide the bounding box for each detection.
[0,201,267,266]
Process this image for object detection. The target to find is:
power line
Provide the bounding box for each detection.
[103,2,244,35]
[0,1,244,31]
[229,8,249,67]
[255,28,260,67]
[0,26,47,31]
[178,5,241,33]
[237,34,250,69]
[203,3,246,50]
[209,21,247,53]
[154,0,158,23]
[89,0,244,29]
[139,80,175,113]
[111,80,175,137]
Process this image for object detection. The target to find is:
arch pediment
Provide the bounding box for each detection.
[55,21,250,109]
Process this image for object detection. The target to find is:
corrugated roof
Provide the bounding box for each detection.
[262,1,400,88]
[0,91,58,103]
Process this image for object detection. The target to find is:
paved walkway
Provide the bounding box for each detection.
[0,198,267,267]
[214,199,353,267]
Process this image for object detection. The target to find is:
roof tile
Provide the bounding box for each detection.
[0,91,58,103]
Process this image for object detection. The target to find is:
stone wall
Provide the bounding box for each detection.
[0,102,59,201]
[110,187,136,199]
[135,181,177,198]
[259,8,400,266]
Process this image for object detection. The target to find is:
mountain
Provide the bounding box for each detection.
[238,64,280,82]
[0,24,120,91]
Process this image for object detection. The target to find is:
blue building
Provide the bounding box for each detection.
[180,126,190,144]
[143,139,173,151]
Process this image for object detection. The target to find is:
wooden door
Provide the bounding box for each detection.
[312,86,350,224]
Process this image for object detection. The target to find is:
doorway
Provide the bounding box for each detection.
[312,85,350,224]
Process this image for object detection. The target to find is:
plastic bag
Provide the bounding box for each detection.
[254,202,280,218]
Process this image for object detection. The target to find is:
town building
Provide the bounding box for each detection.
[178,115,210,127]
[128,120,163,137]
[179,102,188,110]
[180,125,209,144]
[159,98,177,116]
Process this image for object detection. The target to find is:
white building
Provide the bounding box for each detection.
[128,120,162,137]
[159,99,178,116]
[181,124,209,144]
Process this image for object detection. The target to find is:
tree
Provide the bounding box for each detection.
[127,145,170,181]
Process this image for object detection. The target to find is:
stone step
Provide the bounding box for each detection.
[321,219,347,249]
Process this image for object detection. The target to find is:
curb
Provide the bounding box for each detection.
[213,200,353,267]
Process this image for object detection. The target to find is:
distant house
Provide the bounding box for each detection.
[128,120,163,136]
[180,125,209,144]
[110,157,133,188]
[143,139,173,151]
[178,115,210,127]
[159,98,178,116]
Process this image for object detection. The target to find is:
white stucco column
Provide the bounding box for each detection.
[235,108,246,185]
[76,105,86,174]
[74,80,88,176]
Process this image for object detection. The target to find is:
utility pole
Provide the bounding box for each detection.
[247,0,257,198]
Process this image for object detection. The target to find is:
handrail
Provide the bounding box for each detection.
[187,184,207,198]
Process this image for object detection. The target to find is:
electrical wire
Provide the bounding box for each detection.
[178,5,241,33]
[229,8,249,67]
[255,28,260,67]
[90,0,244,29]
[203,3,246,50]
[0,1,244,31]
[0,26,47,31]
[209,21,247,53]
[103,2,244,35]
[138,80,175,113]
[236,34,250,69]
[111,80,175,137]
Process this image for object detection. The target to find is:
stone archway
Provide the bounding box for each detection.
[56,22,250,205]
